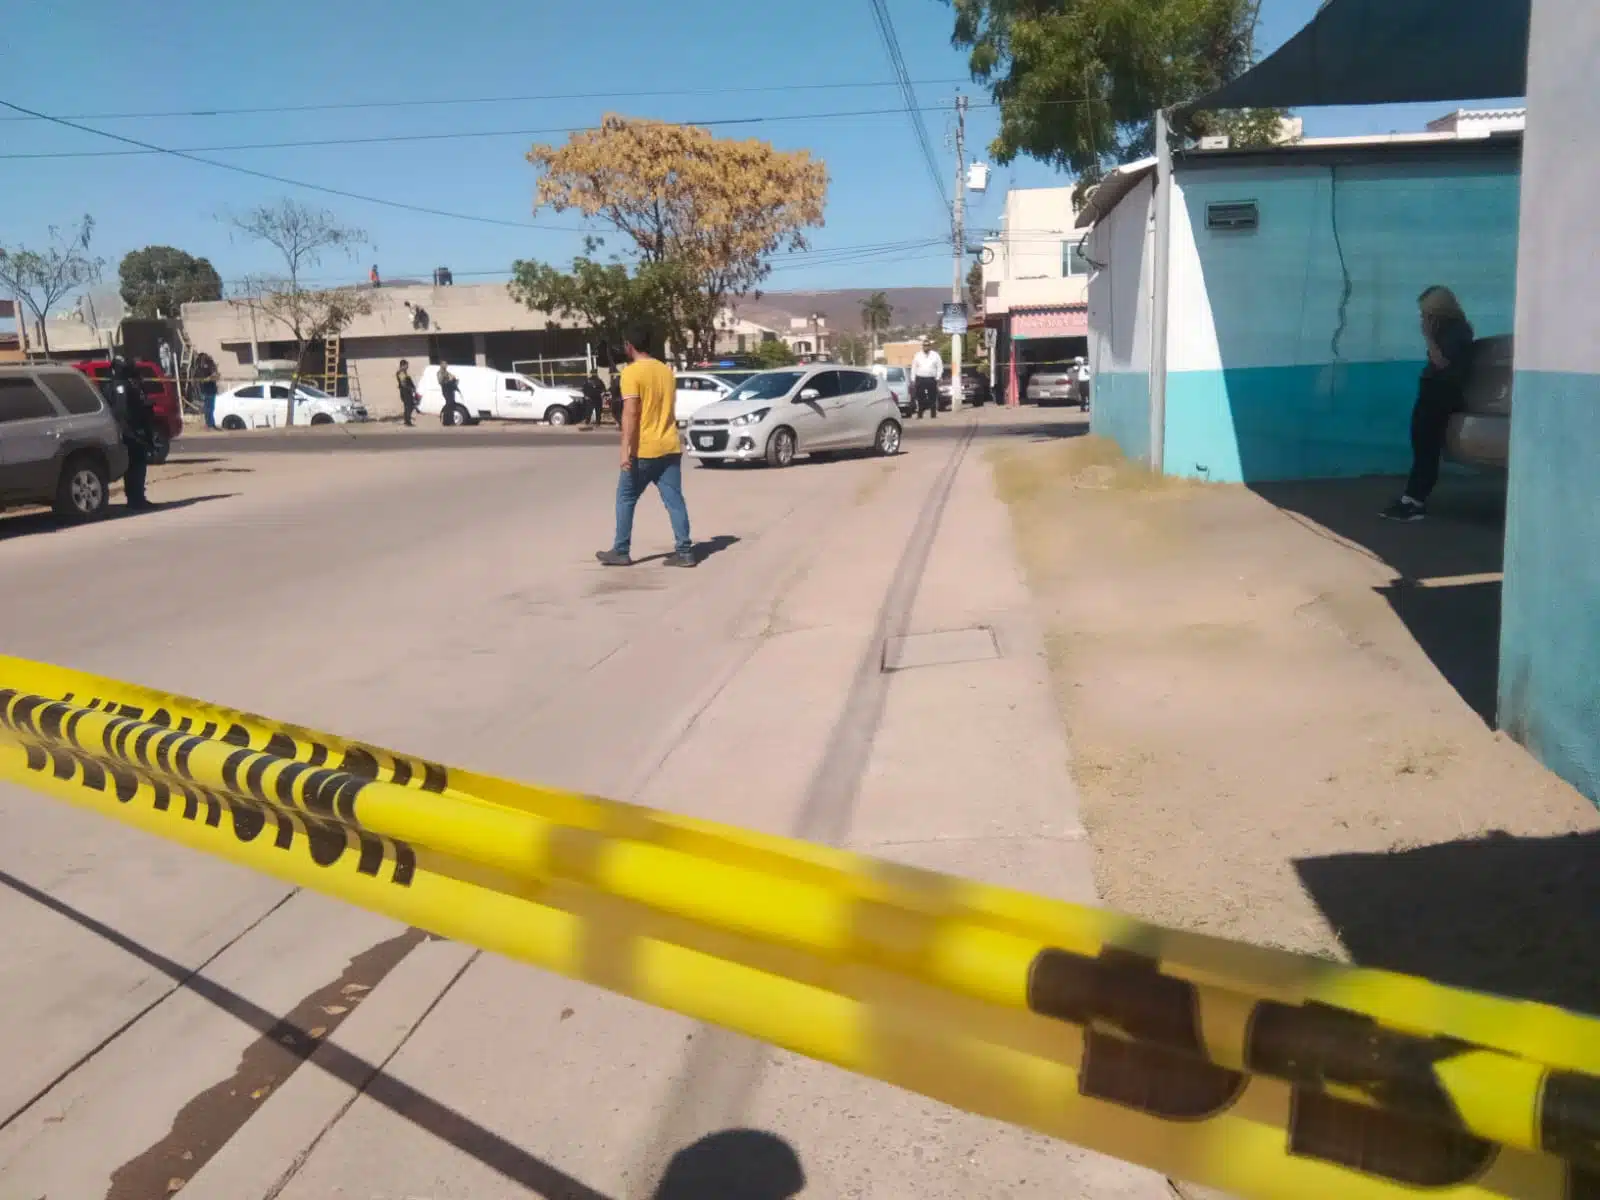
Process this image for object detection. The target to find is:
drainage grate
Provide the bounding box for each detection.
[882,626,1000,672]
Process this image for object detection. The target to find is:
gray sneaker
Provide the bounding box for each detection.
[663,550,698,568]
[595,549,632,566]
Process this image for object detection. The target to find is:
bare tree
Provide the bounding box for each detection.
[0,216,103,356]
[228,199,368,424]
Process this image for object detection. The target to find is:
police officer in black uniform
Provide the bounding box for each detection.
[103,353,156,510]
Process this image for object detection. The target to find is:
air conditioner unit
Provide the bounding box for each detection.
[966,163,991,193]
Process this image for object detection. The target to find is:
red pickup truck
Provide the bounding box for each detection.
[72,360,184,464]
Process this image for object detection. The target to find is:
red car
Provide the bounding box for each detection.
[72,359,183,464]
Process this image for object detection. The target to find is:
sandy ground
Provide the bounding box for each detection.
[990,422,1600,1016]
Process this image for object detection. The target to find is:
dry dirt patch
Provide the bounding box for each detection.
[991,436,1600,1012]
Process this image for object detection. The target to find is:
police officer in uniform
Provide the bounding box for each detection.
[103,354,156,510]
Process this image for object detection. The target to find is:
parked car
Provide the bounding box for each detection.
[213,381,367,430]
[684,365,902,468]
[1445,335,1513,470]
[416,364,579,427]
[937,367,993,408]
[0,363,129,521]
[872,365,913,416]
[72,359,183,463]
[1025,366,1080,407]
[675,371,739,425]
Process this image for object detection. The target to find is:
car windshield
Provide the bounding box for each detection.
[725,371,803,403]
[710,371,756,387]
[296,383,333,399]
[885,368,907,381]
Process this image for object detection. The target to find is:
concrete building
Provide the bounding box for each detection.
[1500,0,1598,805]
[782,314,831,357]
[981,186,1090,405]
[1079,120,1522,480]
[0,299,21,362]
[712,308,781,355]
[8,286,127,361]
[181,281,583,418]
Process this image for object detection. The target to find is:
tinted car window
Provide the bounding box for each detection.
[842,371,878,394]
[236,385,264,399]
[268,385,292,400]
[40,371,105,415]
[804,371,842,399]
[726,371,803,402]
[0,377,59,422]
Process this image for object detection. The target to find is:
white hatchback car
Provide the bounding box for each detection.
[214,381,366,429]
[683,366,902,468]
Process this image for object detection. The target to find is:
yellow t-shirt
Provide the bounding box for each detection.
[621,357,681,459]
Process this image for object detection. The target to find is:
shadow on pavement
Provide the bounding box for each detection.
[1294,829,1600,1015]
[0,494,237,543]
[652,1129,805,1199]
[0,869,615,1200]
[1252,474,1506,725]
[633,535,742,566]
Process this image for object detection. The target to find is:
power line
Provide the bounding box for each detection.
[0,78,972,123]
[0,97,588,232]
[864,0,950,216]
[0,102,1016,161]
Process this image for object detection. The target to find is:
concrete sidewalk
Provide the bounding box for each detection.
[167,422,1171,1199]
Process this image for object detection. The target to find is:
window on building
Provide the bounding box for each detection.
[1063,240,1092,276]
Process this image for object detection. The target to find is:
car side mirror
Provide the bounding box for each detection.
[797,388,820,402]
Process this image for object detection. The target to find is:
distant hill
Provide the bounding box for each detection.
[730,287,949,335]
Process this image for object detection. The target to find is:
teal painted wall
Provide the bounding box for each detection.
[1499,371,1600,805]
[1089,371,1151,464]
[1165,157,1521,482]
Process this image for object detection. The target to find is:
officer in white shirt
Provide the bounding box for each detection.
[910,338,943,419]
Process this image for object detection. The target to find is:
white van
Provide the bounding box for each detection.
[416,364,581,427]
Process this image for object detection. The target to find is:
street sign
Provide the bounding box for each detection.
[940,302,969,335]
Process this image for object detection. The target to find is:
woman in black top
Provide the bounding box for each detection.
[1382,286,1476,522]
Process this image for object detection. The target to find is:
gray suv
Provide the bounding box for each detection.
[0,364,129,521]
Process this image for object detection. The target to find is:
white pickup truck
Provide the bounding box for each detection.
[417,365,580,427]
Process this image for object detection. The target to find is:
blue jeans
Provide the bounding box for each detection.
[613,454,691,556]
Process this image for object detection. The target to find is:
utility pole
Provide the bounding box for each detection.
[950,92,969,410]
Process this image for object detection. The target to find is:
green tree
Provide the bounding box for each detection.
[119,246,223,319]
[509,243,699,363]
[859,291,893,356]
[0,216,102,355]
[754,339,797,368]
[966,261,984,316]
[836,332,871,366]
[947,0,1283,180]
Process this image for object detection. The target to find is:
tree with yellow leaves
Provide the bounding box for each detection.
[525,116,828,356]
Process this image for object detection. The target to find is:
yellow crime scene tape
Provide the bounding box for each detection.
[1,654,1597,1200]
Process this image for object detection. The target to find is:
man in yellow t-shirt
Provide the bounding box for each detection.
[595,327,695,568]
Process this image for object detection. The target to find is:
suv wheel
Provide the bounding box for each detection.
[547,405,571,426]
[442,403,468,427]
[220,415,247,431]
[148,430,172,464]
[54,453,109,522]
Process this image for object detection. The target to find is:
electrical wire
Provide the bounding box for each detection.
[0,103,1009,161]
[0,78,972,123]
[864,0,950,215]
[0,97,585,233]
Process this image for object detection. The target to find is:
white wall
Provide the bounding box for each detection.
[1086,175,1155,462]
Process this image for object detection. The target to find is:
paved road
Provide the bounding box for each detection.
[171,409,1083,455]
[0,409,1158,1200]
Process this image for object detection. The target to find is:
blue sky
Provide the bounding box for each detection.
[2,0,1516,296]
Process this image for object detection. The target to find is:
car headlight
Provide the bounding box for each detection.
[730,407,770,427]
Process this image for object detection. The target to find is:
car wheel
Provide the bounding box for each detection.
[547,405,570,426]
[766,427,797,468]
[874,420,902,457]
[53,453,109,522]
[442,403,467,427]
[148,430,172,464]
[309,413,334,426]
[220,415,246,431]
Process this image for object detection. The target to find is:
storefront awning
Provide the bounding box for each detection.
[1182,0,1529,115]
[1011,306,1088,340]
